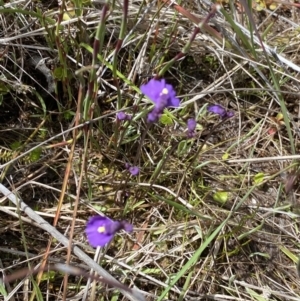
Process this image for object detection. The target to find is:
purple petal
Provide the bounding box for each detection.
[117,112,132,121]
[208,105,234,119]
[187,118,197,132]
[226,111,234,118]
[141,78,179,109]
[165,83,179,107]
[85,216,115,247]
[129,166,139,176]
[140,79,165,105]
[147,109,160,123]
[207,105,226,117]
[120,221,133,232]
[85,216,133,248]
[186,118,197,138]
[116,112,127,120]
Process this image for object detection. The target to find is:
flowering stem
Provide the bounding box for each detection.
[158,4,220,77]
[158,27,200,77]
[113,0,129,110]
[161,0,223,42]
[133,122,151,166]
[83,3,109,121]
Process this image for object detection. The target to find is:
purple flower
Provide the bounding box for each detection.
[141,79,180,122]
[125,163,140,175]
[207,105,234,119]
[187,118,197,138]
[129,166,139,176]
[85,215,133,248]
[116,112,132,121]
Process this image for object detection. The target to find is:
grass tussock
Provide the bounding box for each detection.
[0,0,300,300]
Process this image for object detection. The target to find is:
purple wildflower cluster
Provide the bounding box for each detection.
[85,78,235,250]
[86,215,133,247]
[141,79,180,123]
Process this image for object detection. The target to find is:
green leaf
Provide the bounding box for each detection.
[213,191,228,204]
[279,245,298,263]
[254,172,265,184]
[160,114,173,125]
[222,152,229,160]
[38,128,47,140]
[93,204,107,212]
[29,147,42,162]
[0,82,10,94]
[297,256,300,277]
[132,200,145,210]
[10,141,22,150]
[249,252,270,259]
[245,287,269,301]
[40,271,56,282]
[53,66,64,80]
[177,140,188,156]
[0,282,7,297]
[31,279,44,301]
[141,268,161,274]
[35,91,47,117]
[64,110,75,121]
[111,290,120,301]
